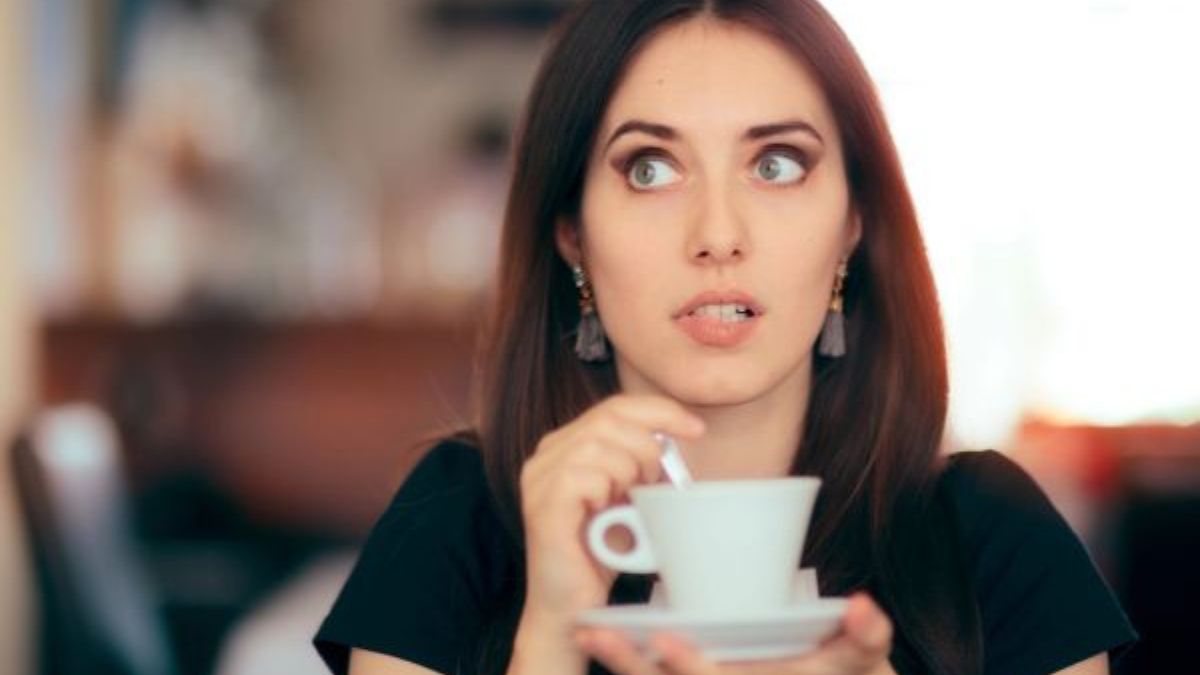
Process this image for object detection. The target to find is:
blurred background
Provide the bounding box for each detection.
[0,0,1196,674]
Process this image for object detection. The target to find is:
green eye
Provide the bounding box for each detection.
[628,156,681,190]
[756,152,807,183]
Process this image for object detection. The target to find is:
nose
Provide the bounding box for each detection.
[686,183,749,265]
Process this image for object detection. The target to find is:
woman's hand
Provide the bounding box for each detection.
[574,592,896,675]
[517,394,706,625]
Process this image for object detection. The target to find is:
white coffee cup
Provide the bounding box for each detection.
[586,477,821,616]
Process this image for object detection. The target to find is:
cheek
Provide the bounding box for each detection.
[752,191,848,264]
[761,244,833,327]
[750,220,847,331]
[580,193,679,314]
[589,237,663,319]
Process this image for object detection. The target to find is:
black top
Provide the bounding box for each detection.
[314,439,1137,675]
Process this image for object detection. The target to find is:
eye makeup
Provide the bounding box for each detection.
[609,142,819,191]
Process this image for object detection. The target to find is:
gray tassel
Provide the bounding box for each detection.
[817,309,846,358]
[574,308,610,362]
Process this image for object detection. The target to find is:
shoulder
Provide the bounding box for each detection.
[372,432,512,577]
[939,450,1138,674]
[390,433,488,510]
[314,432,516,675]
[938,448,1096,594]
[940,448,1045,507]
[938,449,1101,572]
[939,449,1060,542]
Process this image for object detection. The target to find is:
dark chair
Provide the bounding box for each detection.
[11,404,178,675]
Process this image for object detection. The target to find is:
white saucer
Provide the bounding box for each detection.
[575,597,849,662]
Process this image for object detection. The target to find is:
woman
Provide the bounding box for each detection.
[314,1,1137,673]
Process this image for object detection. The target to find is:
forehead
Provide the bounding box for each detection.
[599,18,839,145]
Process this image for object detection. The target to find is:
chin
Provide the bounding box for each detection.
[665,369,770,407]
[616,345,802,406]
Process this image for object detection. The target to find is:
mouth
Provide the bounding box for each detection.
[682,303,758,322]
[673,291,764,348]
[673,290,766,320]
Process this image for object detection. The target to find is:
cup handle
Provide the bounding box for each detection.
[586,505,656,574]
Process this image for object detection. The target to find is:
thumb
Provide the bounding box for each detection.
[817,593,893,671]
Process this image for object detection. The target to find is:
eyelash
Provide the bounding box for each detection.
[756,144,812,183]
[616,144,813,186]
[616,148,665,177]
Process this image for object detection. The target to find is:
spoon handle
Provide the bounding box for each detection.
[653,432,694,487]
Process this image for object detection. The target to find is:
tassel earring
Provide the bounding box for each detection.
[572,264,609,362]
[818,259,849,358]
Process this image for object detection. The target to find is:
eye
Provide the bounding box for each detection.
[626,155,682,190]
[755,149,808,184]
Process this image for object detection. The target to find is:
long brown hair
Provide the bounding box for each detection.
[469,1,983,673]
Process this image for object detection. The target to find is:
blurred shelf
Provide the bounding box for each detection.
[40,315,483,538]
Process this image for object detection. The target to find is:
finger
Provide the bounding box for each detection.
[558,467,617,513]
[651,633,719,675]
[591,420,667,485]
[842,593,892,654]
[604,395,707,440]
[568,437,646,492]
[537,421,655,484]
[794,593,892,672]
[577,628,665,675]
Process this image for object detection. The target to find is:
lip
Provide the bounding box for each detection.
[672,290,765,348]
[672,290,766,320]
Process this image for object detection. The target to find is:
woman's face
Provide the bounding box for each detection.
[557,17,860,407]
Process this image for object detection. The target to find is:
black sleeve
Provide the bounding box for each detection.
[313,439,509,675]
[945,450,1138,675]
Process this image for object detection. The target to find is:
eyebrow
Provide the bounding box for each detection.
[602,118,825,152]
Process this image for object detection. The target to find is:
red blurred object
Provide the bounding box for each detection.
[40,317,480,538]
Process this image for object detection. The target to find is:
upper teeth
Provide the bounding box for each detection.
[692,304,753,320]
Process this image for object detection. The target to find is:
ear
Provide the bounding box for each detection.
[843,207,863,259]
[555,216,583,267]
